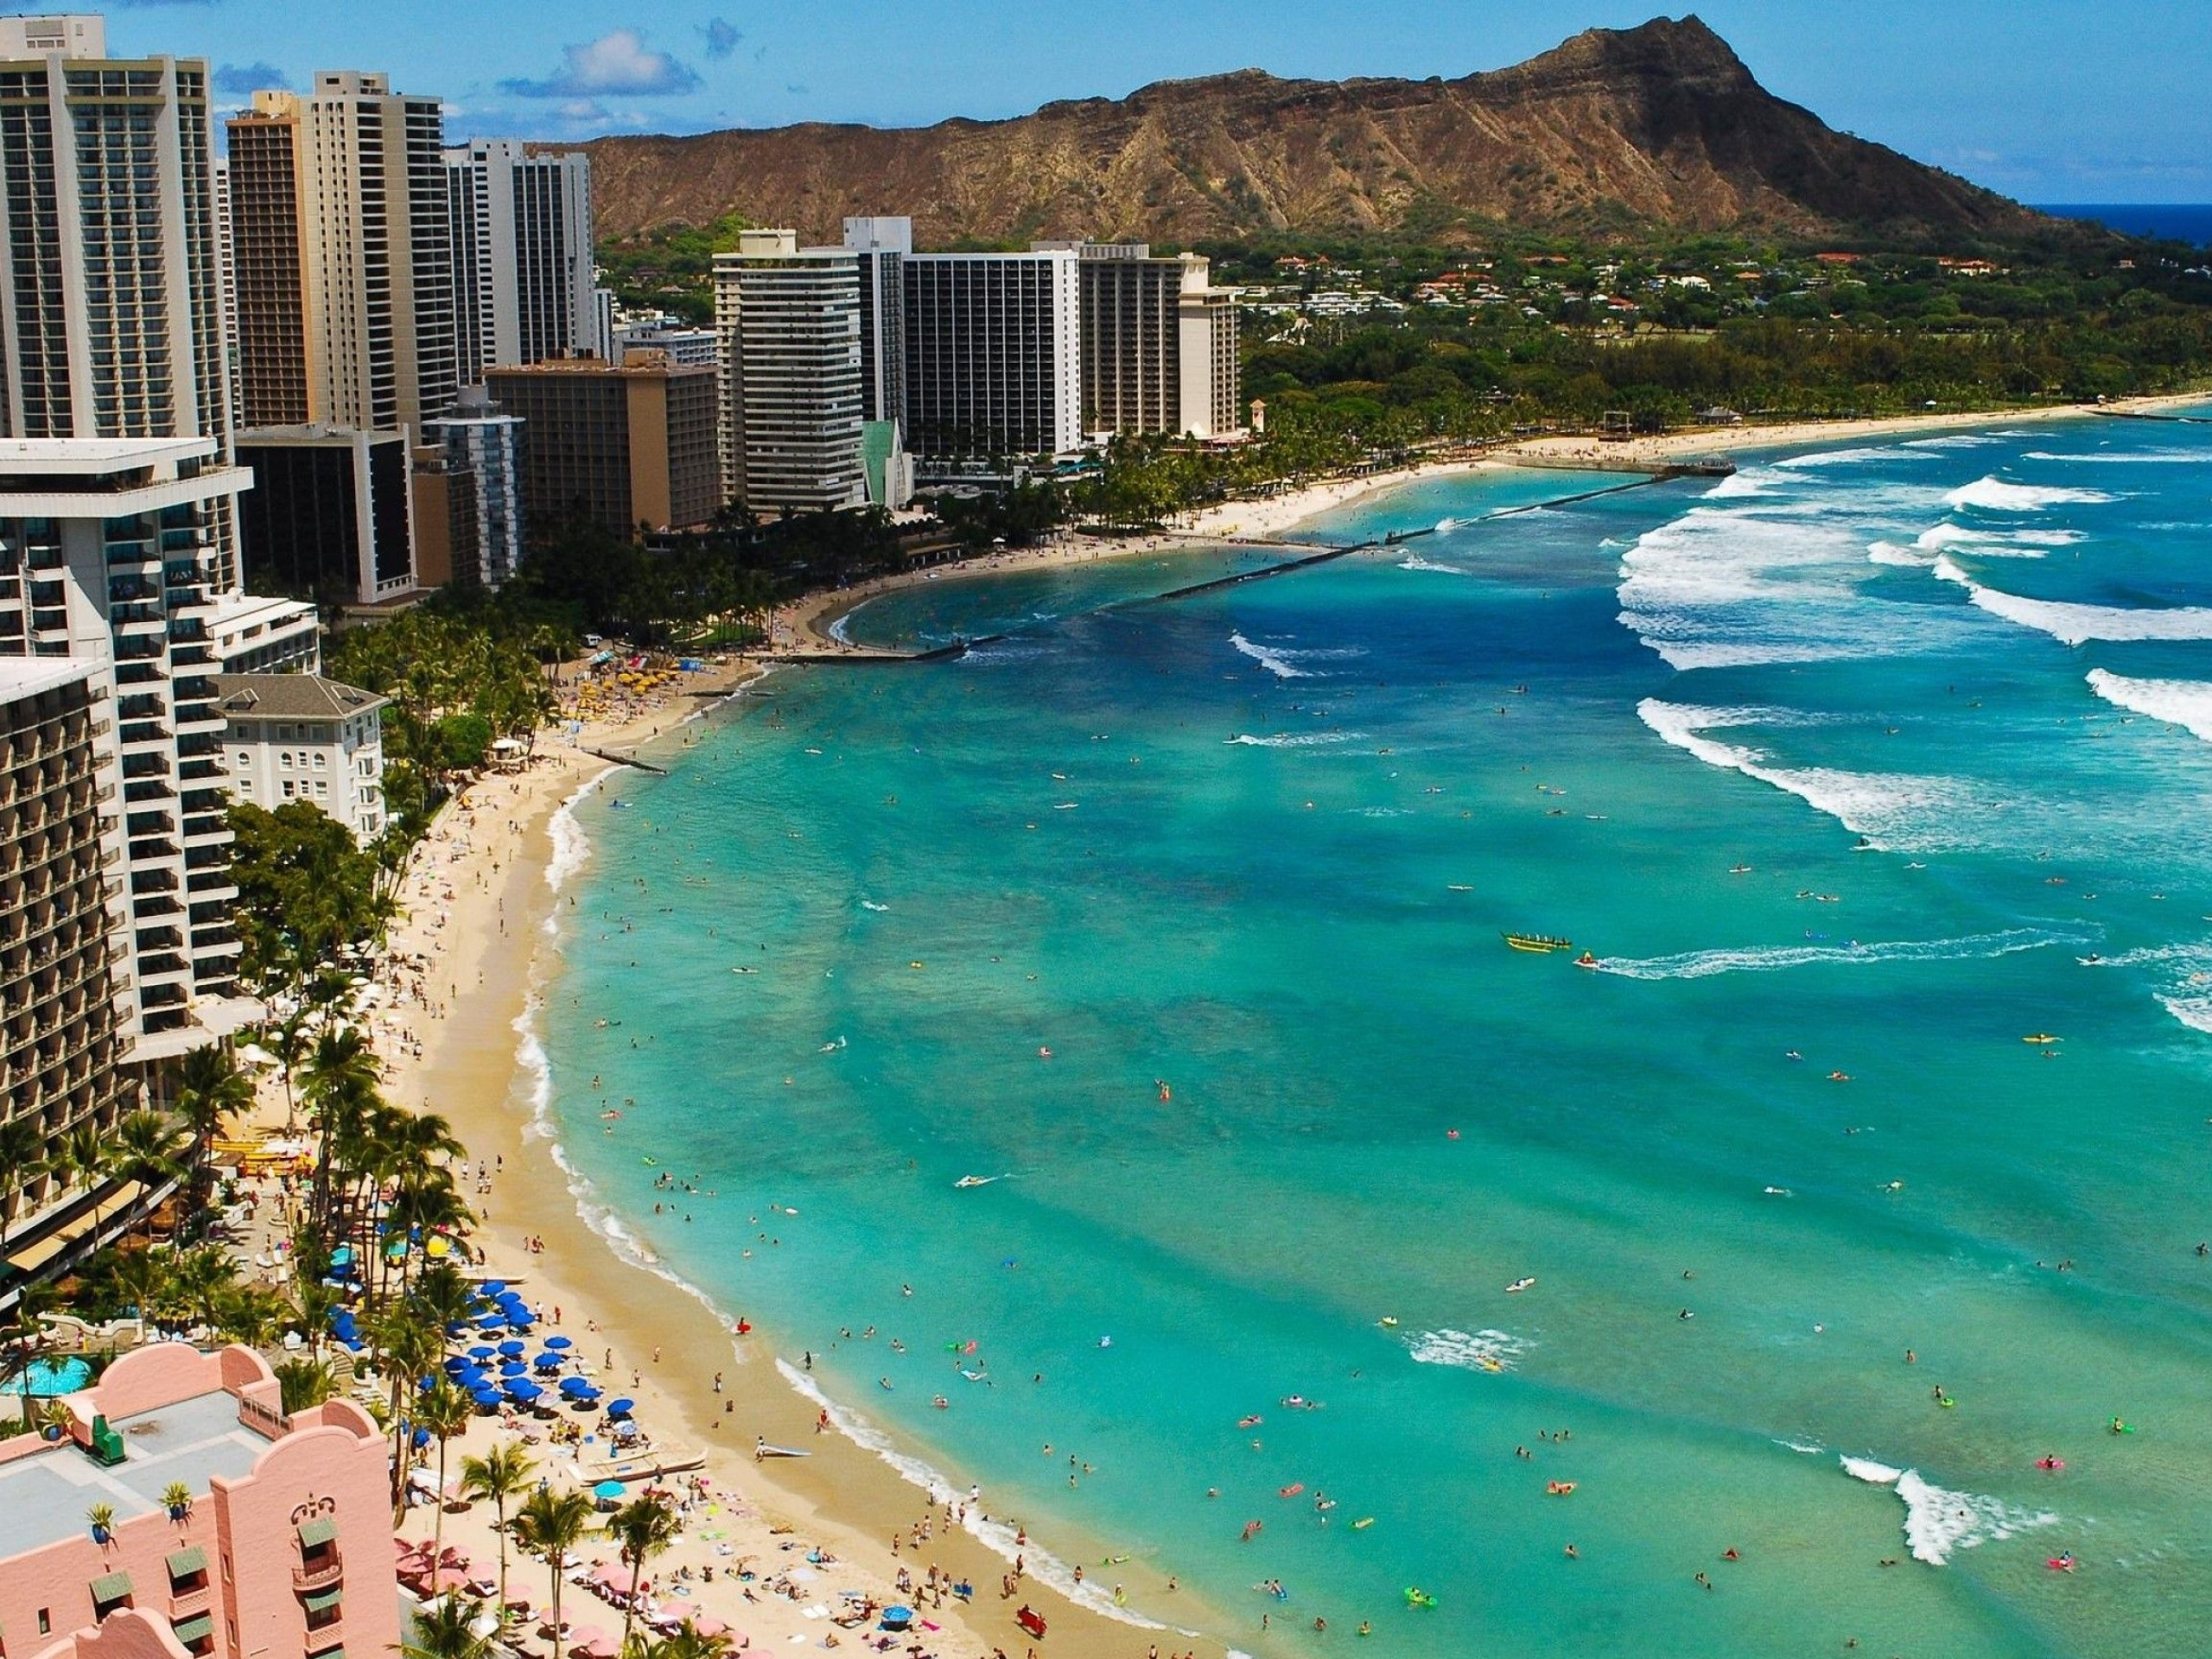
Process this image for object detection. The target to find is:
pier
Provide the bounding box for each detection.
[2091,407,2212,425]
[579,746,671,774]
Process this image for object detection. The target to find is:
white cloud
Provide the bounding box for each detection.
[501,29,699,99]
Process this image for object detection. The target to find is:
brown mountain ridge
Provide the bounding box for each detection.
[579,15,2044,247]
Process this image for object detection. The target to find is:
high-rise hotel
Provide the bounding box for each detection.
[0,14,313,1292]
[713,231,867,512]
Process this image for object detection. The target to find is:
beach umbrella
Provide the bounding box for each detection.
[880,1607,913,1631]
[592,1480,625,1501]
[477,1313,506,1330]
[467,1345,496,1360]
[559,1376,593,1396]
[544,1335,573,1350]
[534,1352,564,1371]
[471,1389,502,1407]
[412,1427,433,1448]
[505,1379,543,1402]
[498,1339,526,1357]
[499,1360,528,1376]
[606,1398,634,1418]
[442,1357,474,1375]
[483,1281,507,1295]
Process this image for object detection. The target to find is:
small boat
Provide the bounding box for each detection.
[1573,951,1599,969]
[1728,864,1753,874]
[953,1175,999,1189]
[1502,932,1573,953]
[1446,884,1473,893]
[2022,1033,2061,1046]
[1377,1316,1399,1329]
[1506,1276,1536,1294]
[753,1444,811,1459]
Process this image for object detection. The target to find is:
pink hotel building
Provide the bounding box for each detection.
[0,1344,399,1659]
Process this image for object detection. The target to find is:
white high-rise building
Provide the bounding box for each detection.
[842,216,910,427]
[0,18,301,1045]
[424,391,526,587]
[1042,242,1243,440]
[0,438,258,1042]
[226,73,455,436]
[713,231,865,512]
[902,250,1083,465]
[444,140,595,381]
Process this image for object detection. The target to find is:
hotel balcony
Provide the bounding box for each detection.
[292,1549,343,1592]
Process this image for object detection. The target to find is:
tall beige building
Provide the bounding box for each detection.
[1044,242,1243,440]
[226,72,456,436]
[714,231,866,513]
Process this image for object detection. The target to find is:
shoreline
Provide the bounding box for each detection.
[778,390,2209,648]
[378,664,1231,1659]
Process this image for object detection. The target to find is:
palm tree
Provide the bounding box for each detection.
[109,1249,168,1340]
[3,1281,58,1428]
[274,1357,337,1414]
[0,1116,46,1233]
[512,1486,594,1658]
[110,1109,189,1243]
[49,1122,113,1243]
[417,1381,475,1557]
[365,1300,442,1516]
[640,1623,733,1659]
[608,1492,679,1654]
[401,1593,493,1659]
[458,1440,537,1615]
[175,1044,254,1214]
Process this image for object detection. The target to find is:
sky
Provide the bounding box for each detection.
[105,0,2212,202]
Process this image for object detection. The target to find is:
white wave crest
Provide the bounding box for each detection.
[1935,556,2212,644]
[774,1362,1166,1630]
[1397,556,1467,575]
[1434,517,1465,533]
[2158,995,2212,1034]
[2020,448,2206,464]
[1408,1327,1533,1373]
[1637,699,1972,849]
[1776,446,1930,469]
[545,766,620,892]
[1229,632,1363,679]
[1868,540,1935,568]
[1596,928,2071,981]
[1915,522,2080,555]
[1946,476,2116,512]
[1841,1455,2057,1566]
[1226,731,1359,747]
[2086,669,2212,742]
[1902,434,2003,450]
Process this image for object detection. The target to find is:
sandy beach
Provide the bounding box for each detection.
[347,660,1224,1659]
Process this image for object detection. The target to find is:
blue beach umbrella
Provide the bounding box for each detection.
[477,1313,506,1331]
[470,1389,502,1409]
[534,1352,563,1371]
[498,1339,526,1357]
[467,1345,496,1361]
[499,1361,528,1376]
[606,1398,634,1419]
[592,1480,625,1500]
[505,1379,543,1402]
[483,1281,507,1295]
[558,1376,592,1395]
[543,1335,573,1350]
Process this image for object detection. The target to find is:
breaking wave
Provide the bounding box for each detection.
[1226,731,1360,747]
[1946,476,2116,512]
[1397,556,1468,575]
[1935,555,2212,644]
[1637,699,1978,849]
[2085,668,2212,742]
[1229,632,1364,679]
[1595,929,2074,981]
[1408,1327,1534,1373]
[1840,1456,2057,1566]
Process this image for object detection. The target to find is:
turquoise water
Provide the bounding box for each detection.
[541,434,2212,1657]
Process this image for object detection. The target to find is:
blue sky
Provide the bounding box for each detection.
[111,0,2209,201]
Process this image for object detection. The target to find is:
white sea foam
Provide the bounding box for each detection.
[1902,433,2002,450]
[1597,928,2073,981]
[1397,556,1468,575]
[1225,731,1360,747]
[1776,446,1929,469]
[1840,1455,2057,1566]
[1867,540,1934,568]
[1934,555,2212,644]
[544,766,619,893]
[2085,669,2212,742]
[1230,632,1311,678]
[1637,699,1977,848]
[860,899,890,912]
[775,1362,1167,1630]
[1228,632,1366,678]
[2158,995,2212,1033]
[1777,1439,1826,1456]
[1915,521,2079,555]
[1434,517,1465,533]
[1408,1327,1533,1373]
[1703,469,1776,498]
[2020,448,2206,464]
[1945,476,2116,512]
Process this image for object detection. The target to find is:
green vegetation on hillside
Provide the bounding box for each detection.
[596,212,751,327]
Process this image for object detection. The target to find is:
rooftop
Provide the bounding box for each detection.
[211,673,387,721]
[0,436,219,474]
[0,656,101,702]
[0,1389,263,1560]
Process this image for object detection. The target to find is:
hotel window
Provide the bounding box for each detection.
[312,753,326,770]
[236,750,250,766]
[282,779,295,798]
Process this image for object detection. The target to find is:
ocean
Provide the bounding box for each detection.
[536,416,2212,1658]
[2034,203,2212,246]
